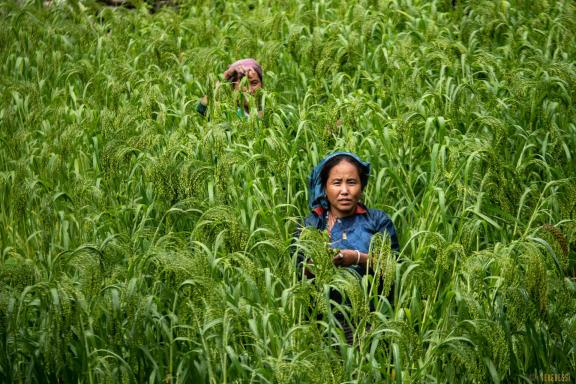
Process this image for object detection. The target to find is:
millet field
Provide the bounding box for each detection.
[1,0,575,382]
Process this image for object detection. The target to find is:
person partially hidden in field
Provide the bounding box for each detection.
[196,58,263,119]
[294,152,399,345]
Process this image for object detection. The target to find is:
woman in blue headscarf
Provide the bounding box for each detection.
[295,152,399,343]
[298,151,399,277]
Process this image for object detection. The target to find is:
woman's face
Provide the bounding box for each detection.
[325,160,362,217]
[233,68,262,95]
[232,68,261,112]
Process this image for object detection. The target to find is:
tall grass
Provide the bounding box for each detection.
[1,0,575,382]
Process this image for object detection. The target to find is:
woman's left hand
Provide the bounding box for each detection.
[332,249,365,267]
[224,64,250,83]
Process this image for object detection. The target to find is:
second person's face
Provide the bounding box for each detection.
[233,68,261,112]
[325,160,362,217]
[234,68,262,95]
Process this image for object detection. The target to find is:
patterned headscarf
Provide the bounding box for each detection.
[308,152,370,210]
[225,58,263,83]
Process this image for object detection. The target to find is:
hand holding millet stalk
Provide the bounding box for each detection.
[197,58,263,118]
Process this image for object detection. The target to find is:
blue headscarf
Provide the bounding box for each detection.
[308,152,370,210]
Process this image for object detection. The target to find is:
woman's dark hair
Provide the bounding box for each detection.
[320,155,367,190]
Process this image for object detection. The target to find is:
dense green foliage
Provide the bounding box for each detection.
[1,0,575,382]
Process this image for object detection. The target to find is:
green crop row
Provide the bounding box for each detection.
[0,0,575,382]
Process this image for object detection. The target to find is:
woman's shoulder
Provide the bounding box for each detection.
[363,207,395,228]
[303,211,323,228]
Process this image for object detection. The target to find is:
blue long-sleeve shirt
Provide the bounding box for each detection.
[296,204,399,277]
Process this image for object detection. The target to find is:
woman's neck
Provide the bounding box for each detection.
[329,207,355,219]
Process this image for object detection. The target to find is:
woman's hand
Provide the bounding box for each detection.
[223,64,248,83]
[332,249,366,267]
[302,259,315,278]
